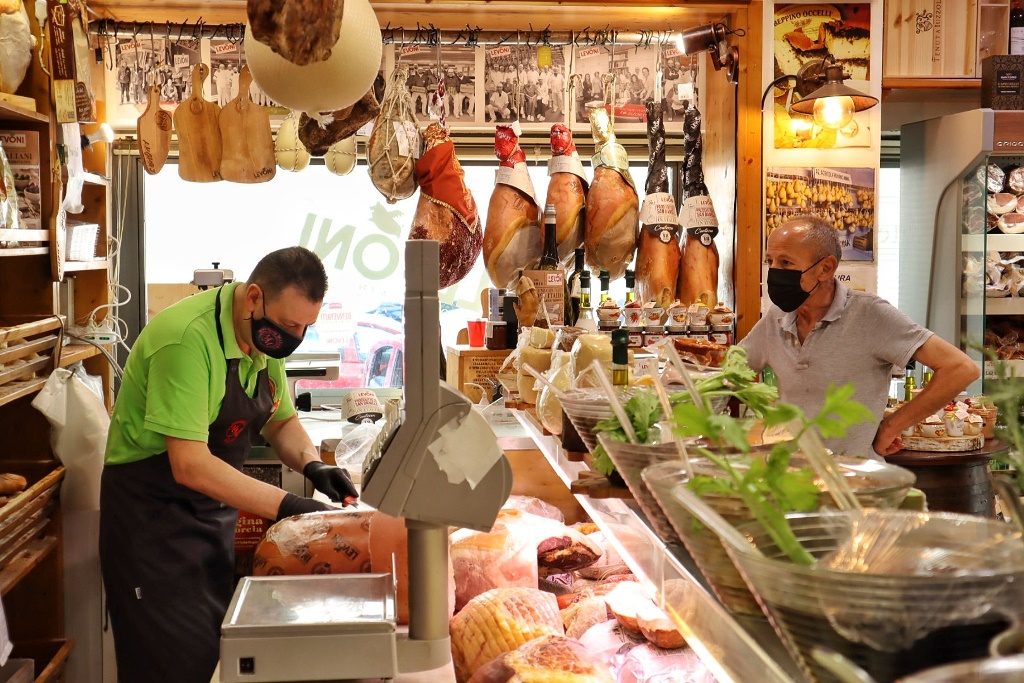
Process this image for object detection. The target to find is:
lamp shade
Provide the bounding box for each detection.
[245,0,382,114]
[789,80,878,116]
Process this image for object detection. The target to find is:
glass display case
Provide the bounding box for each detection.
[901,109,1024,389]
[514,411,801,683]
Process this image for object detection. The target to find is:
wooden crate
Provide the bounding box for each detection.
[0,317,62,394]
[884,0,985,77]
[445,345,512,397]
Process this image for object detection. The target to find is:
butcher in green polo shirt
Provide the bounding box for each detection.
[100,246,358,683]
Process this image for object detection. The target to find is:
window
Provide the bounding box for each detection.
[143,160,650,389]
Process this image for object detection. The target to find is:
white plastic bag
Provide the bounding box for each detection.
[333,421,383,474]
[31,365,109,511]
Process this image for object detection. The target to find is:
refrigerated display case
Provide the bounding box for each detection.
[900,109,1024,388]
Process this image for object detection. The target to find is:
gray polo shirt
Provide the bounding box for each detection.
[740,281,932,457]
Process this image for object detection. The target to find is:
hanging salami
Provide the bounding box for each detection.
[636,101,682,308]
[676,106,720,308]
[410,123,482,289]
[368,66,418,204]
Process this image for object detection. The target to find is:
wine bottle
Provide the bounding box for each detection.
[624,269,637,306]
[568,248,585,325]
[612,329,629,387]
[599,270,611,304]
[577,270,598,332]
[1012,0,1024,55]
[538,203,571,323]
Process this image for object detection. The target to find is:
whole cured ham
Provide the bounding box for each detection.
[450,588,564,682]
[467,635,615,683]
[368,66,418,204]
[544,125,588,267]
[484,125,542,288]
[410,123,482,288]
[584,105,638,281]
[636,101,682,308]
[677,106,720,308]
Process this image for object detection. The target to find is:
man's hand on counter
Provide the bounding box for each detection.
[304,461,358,506]
[873,419,905,457]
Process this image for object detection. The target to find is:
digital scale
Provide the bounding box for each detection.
[219,241,513,682]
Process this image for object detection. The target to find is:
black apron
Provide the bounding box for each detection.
[100,287,275,683]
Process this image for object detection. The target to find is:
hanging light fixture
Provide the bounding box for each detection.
[787,57,877,130]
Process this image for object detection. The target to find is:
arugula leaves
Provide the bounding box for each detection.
[592,392,664,476]
[679,383,872,566]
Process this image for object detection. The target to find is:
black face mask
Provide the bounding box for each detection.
[251,292,305,359]
[767,257,825,313]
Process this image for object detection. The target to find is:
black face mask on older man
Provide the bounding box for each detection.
[767,256,825,313]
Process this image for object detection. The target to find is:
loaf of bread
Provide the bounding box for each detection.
[0,473,26,495]
[467,635,615,683]
[450,588,564,682]
[253,509,372,575]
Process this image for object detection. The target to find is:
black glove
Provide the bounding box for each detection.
[303,461,358,505]
[276,492,332,521]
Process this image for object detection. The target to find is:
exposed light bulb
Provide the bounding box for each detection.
[839,118,860,138]
[812,95,855,130]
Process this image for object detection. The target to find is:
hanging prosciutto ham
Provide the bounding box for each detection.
[483,124,542,288]
[410,123,482,288]
[677,106,720,308]
[544,124,588,267]
[584,105,638,281]
[635,101,682,308]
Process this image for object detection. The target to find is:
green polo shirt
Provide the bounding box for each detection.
[105,283,295,466]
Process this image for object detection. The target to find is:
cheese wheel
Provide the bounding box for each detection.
[570,334,612,383]
[518,346,552,405]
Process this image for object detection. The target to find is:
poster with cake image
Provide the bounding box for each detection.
[765,167,876,261]
[104,37,203,128]
[772,4,872,149]
[398,45,478,125]
[484,44,567,127]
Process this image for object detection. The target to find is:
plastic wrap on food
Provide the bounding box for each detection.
[617,644,716,683]
[554,326,587,353]
[467,634,615,683]
[988,192,1018,215]
[502,494,565,522]
[253,509,372,576]
[579,619,646,671]
[1009,167,1024,193]
[451,508,602,609]
[537,351,573,435]
[987,164,1006,194]
[963,206,985,234]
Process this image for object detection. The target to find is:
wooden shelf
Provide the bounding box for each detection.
[0,536,56,596]
[0,229,48,243]
[882,77,982,90]
[0,247,47,257]
[81,172,108,186]
[0,100,48,125]
[60,343,102,366]
[0,377,46,409]
[63,259,108,272]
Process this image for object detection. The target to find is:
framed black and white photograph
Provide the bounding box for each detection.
[570,44,665,130]
[396,45,477,124]
[482,45,567,126]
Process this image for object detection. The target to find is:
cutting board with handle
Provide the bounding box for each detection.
[219,66,276,183]
[137,84,172,175]
[173,64,222,182]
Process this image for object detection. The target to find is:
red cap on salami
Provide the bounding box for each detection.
[495,125,527,168]
[549,124,576,156]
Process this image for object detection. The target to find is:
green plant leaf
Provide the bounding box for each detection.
[592,445,616,476]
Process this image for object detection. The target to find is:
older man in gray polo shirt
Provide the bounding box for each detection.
[741,215,979,457]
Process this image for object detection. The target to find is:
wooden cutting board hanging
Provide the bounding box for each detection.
[173,64,222,182]
[219,66,276,183]
[137,84,172,175]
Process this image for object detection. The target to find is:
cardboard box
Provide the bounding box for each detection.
[982,55,1024,110]
[445,345,512,397]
